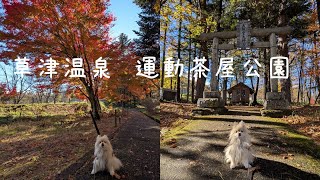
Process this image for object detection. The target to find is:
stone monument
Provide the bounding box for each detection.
[260,33,291,117]
[193,20,292,117]
[192,36,228,116]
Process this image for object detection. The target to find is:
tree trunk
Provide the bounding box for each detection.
[191,42,197,103]
[253,76,260,106]
[307,78,312,104]
[84,81,101,121]
[195,0,209,101]
[278,0,291,103]
[297,67,301,103]
[217,0,223,31]
[316,92,320,103]
[195,41,208,100]
[187,35,192,103]
[301,76,304,103]
[317,0,320,25]
[45,90,51,103]
[223,78,227,104]
[313,32,320,104]
[89,93,101,121]
[263,49,270,100]
[37,92,43,103]
[176,0,182,102]
[53,94,57,104]
[160,21,167,89]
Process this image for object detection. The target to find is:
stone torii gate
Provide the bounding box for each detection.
[193,21,292,116]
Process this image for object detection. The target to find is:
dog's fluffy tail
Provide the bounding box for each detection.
[224,146,232,163]
[110,156,123,170]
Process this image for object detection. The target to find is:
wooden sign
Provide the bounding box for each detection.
[237,20,251,50]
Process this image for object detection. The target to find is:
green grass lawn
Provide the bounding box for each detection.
[0,102,125,179]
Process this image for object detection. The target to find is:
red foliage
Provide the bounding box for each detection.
[0,0,154,103]
[0,83,17,100]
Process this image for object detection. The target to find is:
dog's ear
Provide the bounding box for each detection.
[233,121,237,127]
[97,135,101,139]
[239,121,245,126]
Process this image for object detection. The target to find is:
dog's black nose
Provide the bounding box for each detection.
[102,143,104,147]
[239,133,241,136]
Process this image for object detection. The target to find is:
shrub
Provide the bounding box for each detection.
[140,97,159,113]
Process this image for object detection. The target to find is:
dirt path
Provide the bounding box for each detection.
[56,109,160,179]
[161,107,320,180]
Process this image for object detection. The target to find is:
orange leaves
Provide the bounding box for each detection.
[0,82,17,99]
[1,0,114,92]
[101,45,156,102]
[306,7,319,32]
[0,0,154,104]
[74,88,87,100]
[1,0,114,61]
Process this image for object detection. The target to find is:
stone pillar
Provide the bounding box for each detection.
[210,37,219,91]
[193,37,228,116]
[261,33,291,117]
[269,33,278,92]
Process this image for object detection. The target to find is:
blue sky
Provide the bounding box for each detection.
[109,0,141,40]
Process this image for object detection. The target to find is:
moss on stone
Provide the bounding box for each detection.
[261,109,292,118]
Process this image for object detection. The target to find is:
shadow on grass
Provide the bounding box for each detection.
[253,157,320,180]
[226,110,262,116]
[178,129,228,142]
[291,106,320,117]
[250,126,320,159]
[0,115,70,125]
[192,116,286,127]
[55,141,119,180]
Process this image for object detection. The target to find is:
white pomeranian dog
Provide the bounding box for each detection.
[91,135,122,179]
[224,121,254,169]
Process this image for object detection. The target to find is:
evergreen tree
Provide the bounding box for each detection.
[134,1,160,59]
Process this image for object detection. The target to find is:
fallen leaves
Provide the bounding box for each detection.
[282,153,295,160]
[282,105,320,144]
[0,110,129,179]
[160,102,195,128]
[170,144,177,148]
[167,138,177,148]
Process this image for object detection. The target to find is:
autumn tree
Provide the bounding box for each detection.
[0,0,122,120]
[0,62,32,104]
[304,0,320,103]
[0,82,16,103]
[173,0,225,101]
[160,0,170,89]
[105,34,155,103]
